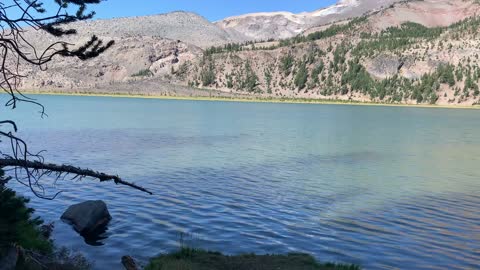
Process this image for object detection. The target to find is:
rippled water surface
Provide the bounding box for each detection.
[5,96,480,269]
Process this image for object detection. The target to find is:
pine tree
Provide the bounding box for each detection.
[294,61,308,90]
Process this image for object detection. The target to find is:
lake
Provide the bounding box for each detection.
[5,95,480,269]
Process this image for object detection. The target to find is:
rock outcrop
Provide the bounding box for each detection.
[61,200,111,235]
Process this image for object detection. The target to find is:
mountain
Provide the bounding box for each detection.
[73,11,236,48]
[25,11,235,50]
[215,0,401,41]
[185,0,480,105]
[19,11,233,90]
[19,0,480,106]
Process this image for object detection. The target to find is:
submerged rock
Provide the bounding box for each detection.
[61,200,111,235]
[121,256,139,270]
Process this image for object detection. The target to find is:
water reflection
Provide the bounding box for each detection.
[82,227,109,247]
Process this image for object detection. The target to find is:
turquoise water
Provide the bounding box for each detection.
[5,95,480,269]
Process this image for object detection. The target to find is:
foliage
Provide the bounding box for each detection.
[198,13,480,104]
[131,69,153,77]
[310,61,324,87]
[333,42,349,73]
[280,54,295,76]
[0,169,92,269]
[294,60,308,90]
[204,41,255,56]
[0,176,52,257]
[200,56,216,86]
[264,67,273,93]
[226,73,234,88]
[384,22,444,40]
[203,17,367,56]
[145,247,361,270]
[175,62,189,80]
[239,61,259,92]
[464,71,479,93]
[437,64,456,87]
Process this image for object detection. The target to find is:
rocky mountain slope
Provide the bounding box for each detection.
[19,11,229,90]
[184,0,480,105]
[71,11,236,48]
[216,0,401,41]
[18,0,480,106]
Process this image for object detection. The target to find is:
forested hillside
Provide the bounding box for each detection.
[179,2,480,105]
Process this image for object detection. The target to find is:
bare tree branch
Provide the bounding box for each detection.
[0,159,153,195]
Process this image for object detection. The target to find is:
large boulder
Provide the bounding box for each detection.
[61,200,111,235]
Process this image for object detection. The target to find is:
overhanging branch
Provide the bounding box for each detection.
[0,158,153,195]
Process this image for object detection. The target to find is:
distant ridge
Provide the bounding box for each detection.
[215,0,401,40]
[69,11,236,47]
[17,0,480,106]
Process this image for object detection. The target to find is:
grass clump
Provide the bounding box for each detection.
[131,69,153,77]
[145,247,360,270]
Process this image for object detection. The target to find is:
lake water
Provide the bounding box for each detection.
[4,95,480,269]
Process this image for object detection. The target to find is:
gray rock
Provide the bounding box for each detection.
[61,200,111,235]
[121,256,138,270]
[367,54,402,79]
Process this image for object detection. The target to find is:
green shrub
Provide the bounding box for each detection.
[240,61,259,92]
[0,184,52,257]
[145,248,361,270]
[280,54,295,76]
[0,169,92,269]
[294,61,308,90]
[200,57,216,86]
[131,69,153,77]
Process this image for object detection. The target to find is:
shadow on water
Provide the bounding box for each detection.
[60,217,110,247]
[81,227,109,247]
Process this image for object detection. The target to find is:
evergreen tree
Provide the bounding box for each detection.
[280,54,295,76]
[294,61,308,90]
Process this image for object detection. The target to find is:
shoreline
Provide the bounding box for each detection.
[19,91,480,110]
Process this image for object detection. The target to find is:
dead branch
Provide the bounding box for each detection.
[0,158,152,195]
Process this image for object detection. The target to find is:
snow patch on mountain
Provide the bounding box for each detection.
[310,0,360,17]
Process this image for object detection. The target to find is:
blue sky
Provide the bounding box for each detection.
[54,0,337,22]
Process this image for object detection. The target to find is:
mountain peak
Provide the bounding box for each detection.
[215,0,400,41]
